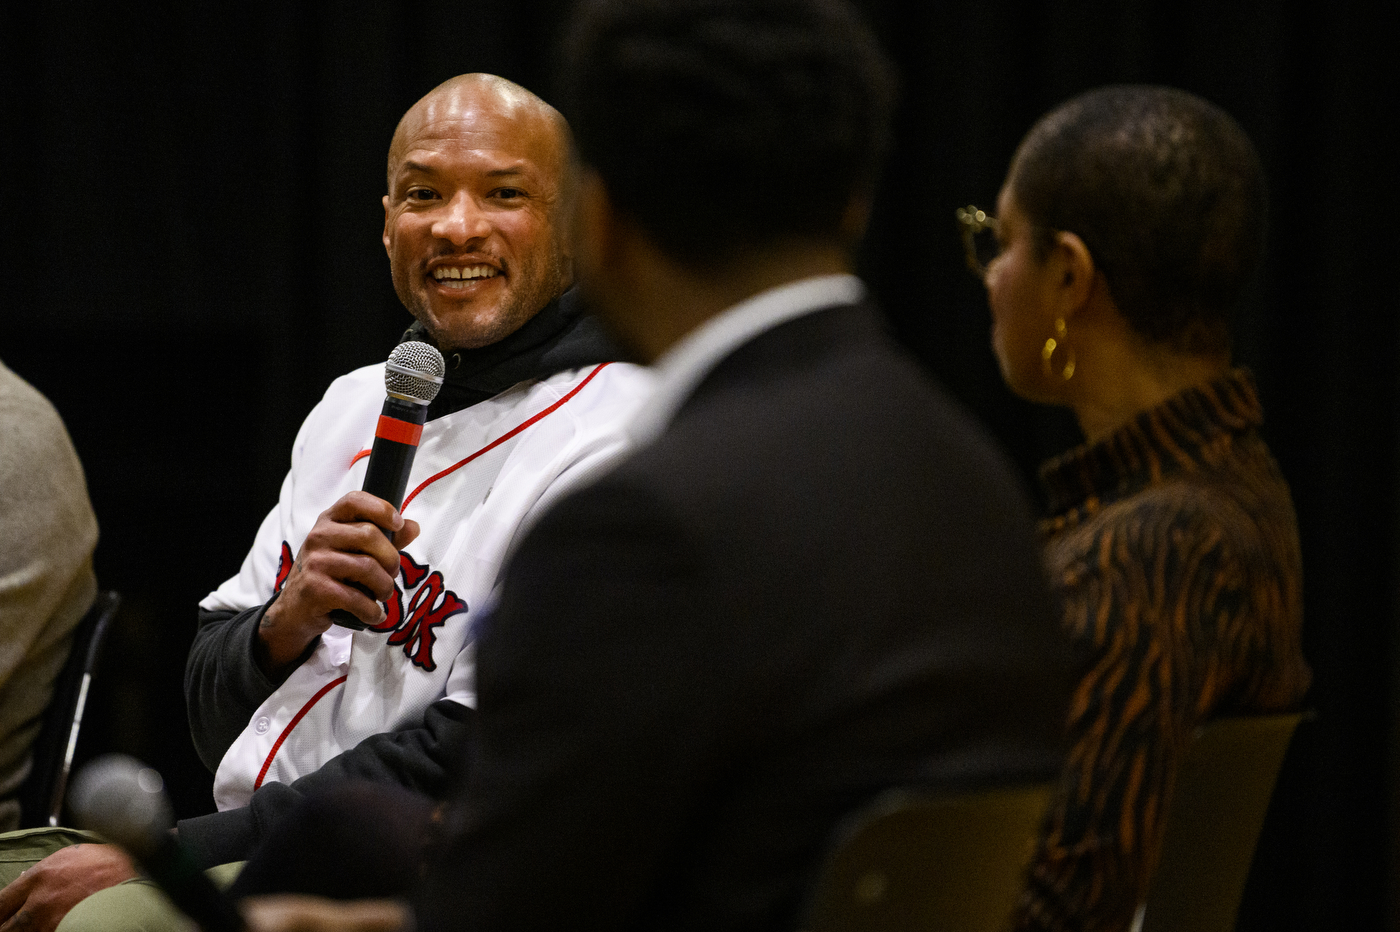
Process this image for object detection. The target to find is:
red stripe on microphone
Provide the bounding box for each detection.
[376,415,423,446]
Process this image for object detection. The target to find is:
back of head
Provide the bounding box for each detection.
[1008,85,1266,355]
[558,0,897,267]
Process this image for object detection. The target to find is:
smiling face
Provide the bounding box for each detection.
[984,185,1064,402]
[383,76,572,350]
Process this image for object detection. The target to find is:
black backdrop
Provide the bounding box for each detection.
[0,2,1395,929]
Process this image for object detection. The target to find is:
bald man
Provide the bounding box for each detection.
[0,74,651,932]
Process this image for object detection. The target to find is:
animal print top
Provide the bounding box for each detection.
[1013,368,1312,932]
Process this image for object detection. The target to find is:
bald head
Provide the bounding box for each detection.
[388,74,573,194]
[381,74,577,350]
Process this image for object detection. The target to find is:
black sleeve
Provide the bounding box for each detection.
[184,600,285,772]
[177,697,475,868]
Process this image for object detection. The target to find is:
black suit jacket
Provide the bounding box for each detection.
[415,300,1076,931]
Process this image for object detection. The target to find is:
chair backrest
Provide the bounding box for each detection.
[1138,712,1305,932]
[800,782,1055,932]
[17,590,121,828]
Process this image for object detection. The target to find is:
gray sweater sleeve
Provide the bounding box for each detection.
[177,697,474,867]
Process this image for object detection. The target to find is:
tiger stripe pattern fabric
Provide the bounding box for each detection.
[1014,368,1312,932]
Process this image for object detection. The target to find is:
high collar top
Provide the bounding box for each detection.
[398,287,625,421]
[1039,367,1265,522]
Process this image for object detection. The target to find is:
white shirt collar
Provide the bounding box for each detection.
[627,273,866,446]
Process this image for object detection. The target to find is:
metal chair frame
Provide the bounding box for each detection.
[16,590,121,828]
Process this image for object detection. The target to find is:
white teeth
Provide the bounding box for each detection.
[433,265,499,282]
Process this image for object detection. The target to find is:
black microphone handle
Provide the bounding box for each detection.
[361,395,428,512]
[68,754,245,932]
[141,834,247,932]
[329,395,428,631]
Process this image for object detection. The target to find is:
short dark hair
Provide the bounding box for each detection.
[1008,85,1267,355]
[557,0,897,266]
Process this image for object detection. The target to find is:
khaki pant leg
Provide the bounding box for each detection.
[55,862,244,932]
[0,827,102,888]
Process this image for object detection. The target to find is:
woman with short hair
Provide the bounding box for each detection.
[961,85,1313,932]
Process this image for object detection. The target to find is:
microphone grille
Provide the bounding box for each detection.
[69,754,174,858]
[385,340,446,404]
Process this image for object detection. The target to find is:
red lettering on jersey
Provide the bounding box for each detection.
[371,583,402,633]
[273,542,294,594]
[387,570,466,671]
[369,552,430,633]
[400,552,429,590]
[364,552,466,670]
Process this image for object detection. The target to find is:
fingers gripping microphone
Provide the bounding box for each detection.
[330,341,445,631]
[70,755,245,932]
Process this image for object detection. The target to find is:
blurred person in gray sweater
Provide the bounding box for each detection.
[0,359,98,833]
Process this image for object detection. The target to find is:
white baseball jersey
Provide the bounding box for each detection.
[201,360,652,811]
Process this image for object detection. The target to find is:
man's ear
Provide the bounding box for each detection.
[1047,230,1096,319]
[382,195,392,255]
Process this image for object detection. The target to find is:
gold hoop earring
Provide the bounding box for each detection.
[1041,318,1076,381]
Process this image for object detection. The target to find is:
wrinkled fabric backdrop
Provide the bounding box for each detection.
[1,1,1394,929]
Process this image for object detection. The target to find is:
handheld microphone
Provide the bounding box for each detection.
[69,755,246,932]
[330,340,445,631]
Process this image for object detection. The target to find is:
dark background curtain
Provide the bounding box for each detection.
[0,2,1394,929]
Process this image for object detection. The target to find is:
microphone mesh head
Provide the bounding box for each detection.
[69,753,174,858]
[385,341,446,404]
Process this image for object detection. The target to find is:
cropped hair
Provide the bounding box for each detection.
[1008,86,1267,355]
[557,0,897,266]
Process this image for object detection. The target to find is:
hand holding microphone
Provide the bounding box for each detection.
[256,342,444,674]
[327,340,445,631]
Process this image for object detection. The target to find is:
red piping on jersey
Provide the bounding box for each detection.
[254,675,349,791]
[349,449,371,468]
[399,362,612,513]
